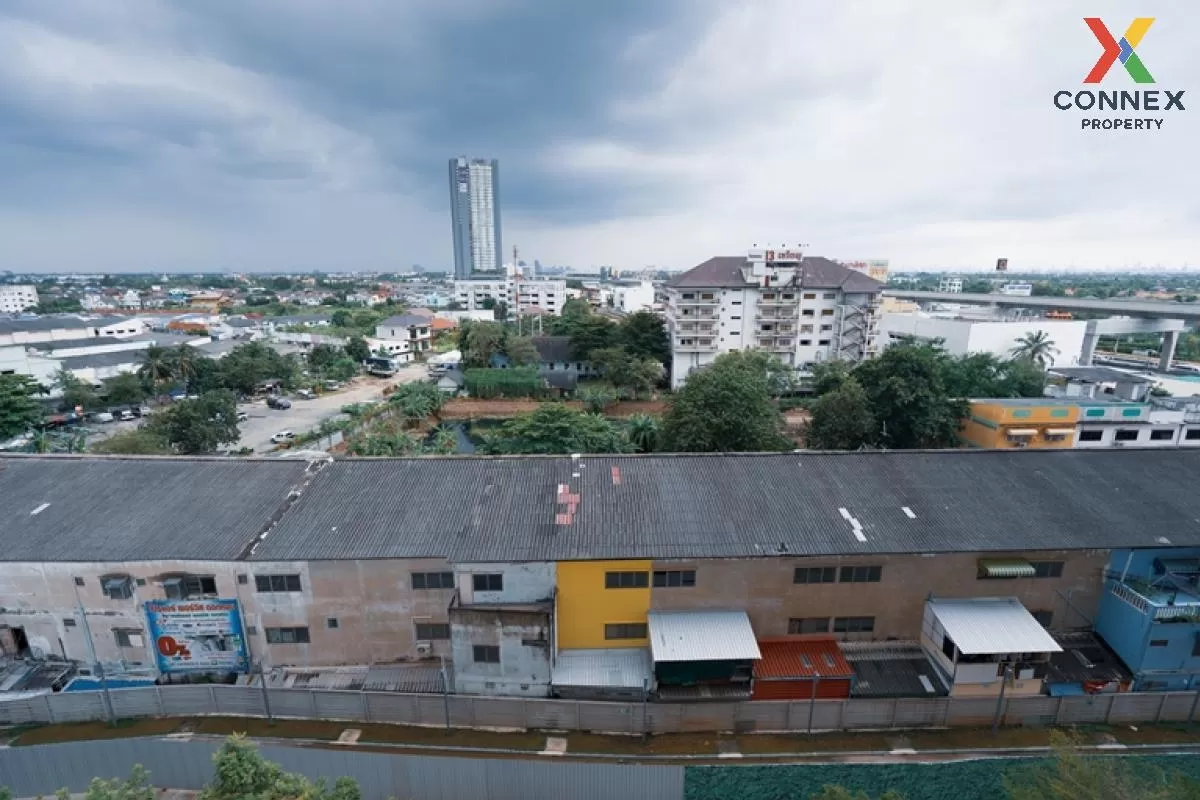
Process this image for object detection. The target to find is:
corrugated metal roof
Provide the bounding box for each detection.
[647,610,761,663]
[665,256,883,293]
[754,637,853,680]
[0,456,314,562]
[552,649,651,689]
[928,597,1063,656]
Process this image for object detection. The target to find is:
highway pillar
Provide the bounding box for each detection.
[1080,322,1099,366]
[1160,330,1180,371]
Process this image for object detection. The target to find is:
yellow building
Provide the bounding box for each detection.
[960,399,1080,449]
[556,560,651,649]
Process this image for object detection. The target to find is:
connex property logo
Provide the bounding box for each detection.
[1053,17,1185,131]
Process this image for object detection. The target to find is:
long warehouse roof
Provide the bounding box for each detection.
[2,449,1199,563]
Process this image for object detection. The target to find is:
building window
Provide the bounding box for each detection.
[1114,429,1140,442]
[1193,634,1200,657]
[74,577,85,587]
[788,617,830,634]
[1186,429,1200,441]
[237,574,248,584]
[416,623,451,641]
[605,623,648,640]
[1079,430,1103,442]
[1149,639,1169,648]
[473,645,501,663]
[113,629,142,648]
[255,574,302,593]
[472,573,503,592]
[1032,610,1053,628]
[163,575,217,599]
[818,339,831,346]
[799,339,812,346]
[839,565,883,583]
[820,324,833,332]
[801,325,814,333]
[265,627,311,644]
[605,571,649,589]
[833,616,875,633]
[63,618,77,627]
[653,570,695,588]
[802,310,815,317]
[1150,429,1175,441]
[101,575,134,600]
[1031,561,1064,578]
[794,566,837,584]
[821,309,834,316]
[412,572,455,590]
[326,618,339,629]
[803,293,816,300]
[823,293,836,300]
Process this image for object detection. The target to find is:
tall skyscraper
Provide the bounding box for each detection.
[449,157,502,279]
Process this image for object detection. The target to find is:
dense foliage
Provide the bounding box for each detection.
[479,403,628,455]
[0,373,44,438]
[660,350,792,453]
[145,390,241,454]
[464,367,545,399]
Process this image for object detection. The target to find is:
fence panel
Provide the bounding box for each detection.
[266,688,317,719]
[677,703,738,733]
[894,697,949,727]
[579,700,640,733]
[840,698,893,729]
[1057,693,1113,725]
[158,685,219,717]
[523,698,579,730]
[1159,692,1200,723]
[1005,695,1058,727]
[734,700,789,732]
[213,685,267,718]
[365,691,423,725]
[945,697,997,726]
[0,696,50,725]
[46,690,108,722]
[1108,691,1165,723]
[109,687,162,718]
[312,689,367,723]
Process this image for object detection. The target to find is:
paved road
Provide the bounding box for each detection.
[237,364,428,453]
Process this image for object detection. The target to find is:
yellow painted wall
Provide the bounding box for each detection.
[557,560,651,649]
[960,402,1079,449]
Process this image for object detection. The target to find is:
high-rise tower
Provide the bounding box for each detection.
[449,157,502,278]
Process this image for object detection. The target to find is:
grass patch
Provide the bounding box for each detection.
[13,717,181,746]
[190,716,544,751]
[568,732,723,756]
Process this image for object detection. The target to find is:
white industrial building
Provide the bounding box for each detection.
[937,277,963,293]
[453,278,567,315]
[0,285,39,313]
[880,313,1087,366]
[664,247,884,388]
[612,281,657,314]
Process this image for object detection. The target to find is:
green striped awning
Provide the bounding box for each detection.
[978,558,1036,578]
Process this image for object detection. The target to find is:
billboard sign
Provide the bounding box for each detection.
[996,258,1009,271]
[144,599,249,673]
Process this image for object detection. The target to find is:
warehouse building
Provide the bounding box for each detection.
[3,450,1200,700]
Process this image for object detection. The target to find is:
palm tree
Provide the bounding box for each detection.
[1010,330,1060,368]
[170,345,200,393]
[626,413,660,453]
[137,346,172,388]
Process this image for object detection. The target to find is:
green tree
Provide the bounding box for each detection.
[851,342,968,449]
[567,314,617,360]
[330,308,353,328]
[201,735,362,800]
[805,378,876,450]
[219,342,298,395]
[103,372,146,405]
[626,358,663,399]
[55,368,99,411]
[147,390,240,454]
[660,350,792,453]
[0,373,44,438]
[345,336,371,363]
[1010,330,1060,368]
[462,321,506,367]
[590,346,634,389]
[811,360,852,396]
[579,387,617,413]
[504,335,540,366]
[137,345,173,388]
[626,413,660,453]
[1005,731,1200,800]
[90,429,172,455]
[618,311,670,363]
[307,344,344,374]
[169,345,201,391]
[387,381,445,426]
[80,763,155,800]
[482,404,628,455]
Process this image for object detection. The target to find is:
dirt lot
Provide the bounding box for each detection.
[439,398,668,419]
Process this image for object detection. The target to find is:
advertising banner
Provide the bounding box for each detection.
[144,599,250,673]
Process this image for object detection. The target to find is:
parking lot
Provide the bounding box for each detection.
[237,364,427,453]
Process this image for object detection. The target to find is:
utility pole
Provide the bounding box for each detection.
[992,663,1013,732]
[439,654,451,731]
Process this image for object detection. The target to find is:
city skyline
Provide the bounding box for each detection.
[0,1,1196,273]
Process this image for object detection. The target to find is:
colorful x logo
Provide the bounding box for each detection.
[1084,17,1155,84]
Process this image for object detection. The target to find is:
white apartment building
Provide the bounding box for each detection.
[664,247,884,389]
[938,276,964,293]
[0,285,39,313]
[453,278,567,315]
[613,281,657,314]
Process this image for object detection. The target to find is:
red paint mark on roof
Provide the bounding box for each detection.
[612,466,622,485]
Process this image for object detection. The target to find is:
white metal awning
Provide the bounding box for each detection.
[928,597,1062,656]
[647,610,762,663]
[1045,428,1076,436]
[1006,428,1038,437]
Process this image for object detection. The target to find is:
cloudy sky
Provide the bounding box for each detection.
[0,0,1197,273]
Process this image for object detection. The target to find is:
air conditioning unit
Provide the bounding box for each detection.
[414,641,432,656]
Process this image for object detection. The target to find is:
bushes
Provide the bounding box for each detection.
[464,367,545,399]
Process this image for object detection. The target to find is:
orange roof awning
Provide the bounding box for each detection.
[754,636,854,680]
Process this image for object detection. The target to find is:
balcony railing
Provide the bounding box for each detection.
[1108,579,1200,621]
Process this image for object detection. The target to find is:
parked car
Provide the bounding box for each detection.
[323,380,342,391]
[118,409,136,422]
[266,395,292,410]
[270,430,296,444]
[236,411,249,422]
[134,406,152,418]
[92,411,114,424]
[295,389,316,400]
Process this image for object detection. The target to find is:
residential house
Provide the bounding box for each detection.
[375,314,432,355]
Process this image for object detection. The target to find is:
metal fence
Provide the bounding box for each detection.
[2,685,1200,735]
[0,737,684,800]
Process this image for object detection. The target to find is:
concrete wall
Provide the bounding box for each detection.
[450,607,553,696]
[455,562,555,605]
[0,558,458,672]
[557,560,651,649]
[647,551,1108,641]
